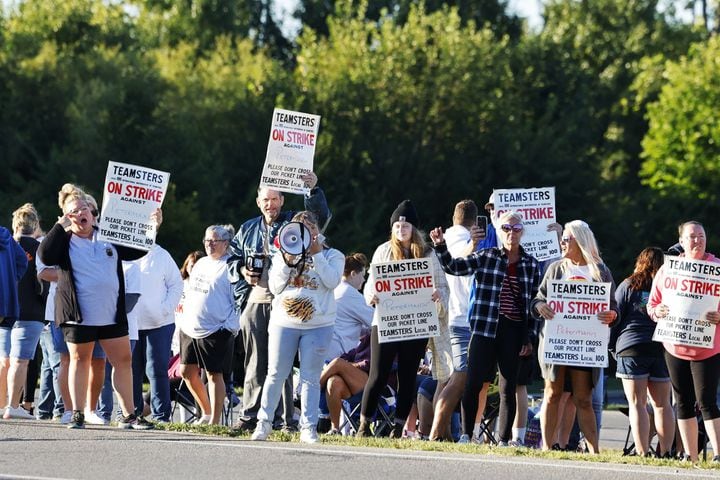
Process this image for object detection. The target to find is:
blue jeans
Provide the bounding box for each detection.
[132,323,175,421]
[37,325,63,417]
[51,322,106,358]
[257,324,333,430]
[98,340,136,420]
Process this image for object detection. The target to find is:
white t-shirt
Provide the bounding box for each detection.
[179,255,238,338]
[69,232,119,326]
[444,225,474,328]
[34,252,57,322]
[563,264,593,282]
[327,280,374,360]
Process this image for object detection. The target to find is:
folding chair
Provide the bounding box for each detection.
[221,374,240,427]
[621,404,708,460]
[340,385,396,437]
[171,377,199,423]
[475,392,499,445]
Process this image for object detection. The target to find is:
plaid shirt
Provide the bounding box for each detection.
[434,243,541,342]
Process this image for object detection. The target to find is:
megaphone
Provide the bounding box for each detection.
[277,222,311,256]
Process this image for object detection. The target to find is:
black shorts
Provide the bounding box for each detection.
[516,354,534,386]
[62,322,128,344]
[179,329,233,374]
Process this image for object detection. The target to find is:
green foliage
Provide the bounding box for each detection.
[296,0,521,39]
[641,36,720,202]
[293,4,520,252]
[0,0,716,275]
[132,0,293,61]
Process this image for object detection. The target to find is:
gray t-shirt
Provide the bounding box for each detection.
[68,232,119,326]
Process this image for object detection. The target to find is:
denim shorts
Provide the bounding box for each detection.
[616,355,670,382]
[450,325,471,372]
[0,326,10,357]
[0,321,45,360]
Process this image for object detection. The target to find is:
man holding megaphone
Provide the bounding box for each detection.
[227,172,331,433]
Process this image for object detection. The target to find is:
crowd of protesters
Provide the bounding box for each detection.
[2,176,720,464]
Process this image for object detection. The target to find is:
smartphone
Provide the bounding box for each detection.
[476,215,488,240]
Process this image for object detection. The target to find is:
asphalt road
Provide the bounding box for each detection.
[0,417,716,480]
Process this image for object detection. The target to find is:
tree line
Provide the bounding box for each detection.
[1,0,719,278]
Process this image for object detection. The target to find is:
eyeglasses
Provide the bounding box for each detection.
[500,224,523,233]
[203,239,227,245]
[561,236,574,243]
[66,206,90,215]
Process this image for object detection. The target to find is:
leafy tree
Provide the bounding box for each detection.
[510,0,701,272]
[640,36,720,206]
[132,0,293,61]
[292,4,520,251]
[296,0,520,40]
[148,36,290,238]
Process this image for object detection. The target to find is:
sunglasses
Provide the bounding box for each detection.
[500,224,523,233]
[561,236,574,243]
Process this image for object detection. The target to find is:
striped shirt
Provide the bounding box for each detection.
[434,243,541,342]
[499,262,523,320]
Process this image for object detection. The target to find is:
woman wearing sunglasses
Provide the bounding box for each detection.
[531,220,618,453]
[430,210,541,446]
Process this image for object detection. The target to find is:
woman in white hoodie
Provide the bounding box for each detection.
[251,211,344,443]
[127,243,183,422]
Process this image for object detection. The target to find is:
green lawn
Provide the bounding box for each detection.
[156,422,717,470]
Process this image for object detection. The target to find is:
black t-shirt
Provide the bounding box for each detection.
[17,236,47,321]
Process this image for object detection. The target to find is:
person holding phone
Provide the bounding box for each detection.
[428,199,485,440]
[430,210,541,446]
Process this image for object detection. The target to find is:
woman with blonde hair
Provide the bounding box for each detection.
[1,204,44,419]
[531,220,618,453]
[38,183,152,429]
[357,200,450,438]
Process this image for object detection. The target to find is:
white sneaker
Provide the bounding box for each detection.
[457,434,470,444]
[59,411,73,424]
[251,420,272,441]
[3,406,35,420]
[193,414,211,425]
[84,410,110,425]
[299,428,319,444]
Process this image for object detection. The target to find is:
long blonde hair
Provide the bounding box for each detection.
[561,220,604,281]
[390,227,428,260]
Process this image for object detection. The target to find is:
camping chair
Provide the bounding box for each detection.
[170,377,200,423]
[221,373,240,427]
[475,391,499,445]
[621,404,708,460]
[340,385,396,436]
[167,353,201,423]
